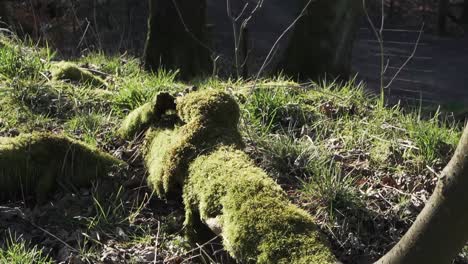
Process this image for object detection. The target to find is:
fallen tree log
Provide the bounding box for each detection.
[120,90,338,263]
[0,133,123,202]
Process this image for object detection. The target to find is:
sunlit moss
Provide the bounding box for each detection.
[184,146,336,263]
[118,92,176,140]
[51,61,107,87]
[0,132,123,202]
[128,89,335,262]
[143,90,243,196]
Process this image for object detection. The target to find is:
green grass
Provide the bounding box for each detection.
[0,32,465,263]
[0,233,52,264]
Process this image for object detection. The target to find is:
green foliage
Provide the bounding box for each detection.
[113,68,180,112]
[0,233,52,264]
[243,86,306,135]
[65,112,115,146]
[0,34,465,262]
[301,163,361,217]
[404,111,460,167]
[0,35,50,80]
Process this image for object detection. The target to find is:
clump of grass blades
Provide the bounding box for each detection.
[0,35,51,80]
[113,68,181,113]
[0,233,52,264]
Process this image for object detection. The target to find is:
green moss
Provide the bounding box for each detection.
[51,61,107,87]
[184,147,336,263]
[0,133,123,202]
[176,89,240,127]
[143,90,243,196]
[118,92,176,140]
[144,128,180,195]
[129,89,335,262]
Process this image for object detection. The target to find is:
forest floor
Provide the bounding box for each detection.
[0,34,467,264]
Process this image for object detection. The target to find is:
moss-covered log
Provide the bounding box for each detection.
[0,133,122,202]
[143,0,212,80]
[118,92,176,140]
[120,90,337,263]
[184,146,336,263]
[276,0,362,80]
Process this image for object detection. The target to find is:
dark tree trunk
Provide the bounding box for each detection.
[276,0,362,80]
[438,0,449,35]
[0,1,10,25]
[143,0,211,80]
[462,0,468,24]
[376,124,468,264]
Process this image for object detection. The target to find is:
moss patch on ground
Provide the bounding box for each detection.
[51,61,107,87]
[0,132,123,202]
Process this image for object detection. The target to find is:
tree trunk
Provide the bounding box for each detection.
[143,0,211,80]
[438,0,449,35]
[275,0,362,80]
[462,0,468,24]
[0,1,10,25]
[376,123,468,264]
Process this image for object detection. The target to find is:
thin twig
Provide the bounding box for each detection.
[384,23,425,89]
[253,0,314,87]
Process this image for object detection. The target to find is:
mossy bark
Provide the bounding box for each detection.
[376,124,468,264]
[276,0,362,80]
[0,133,122,202]
[118,92,176,140]
[184,146,336,263]
[120,90,337,263]
[143,0,212,80]
[143,91,243,196]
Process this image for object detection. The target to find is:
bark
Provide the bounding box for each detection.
[276,0,362,80]
[143,0,211,80]
[376,123,468,264]
[438,0,449,35]
[0,1,10,25]
[462,0,468,24]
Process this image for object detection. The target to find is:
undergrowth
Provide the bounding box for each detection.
[0,33,465,263]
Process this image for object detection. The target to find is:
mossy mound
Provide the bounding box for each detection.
[184,146,336,263]
[51,61,107,87]
[0,132,123,202]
